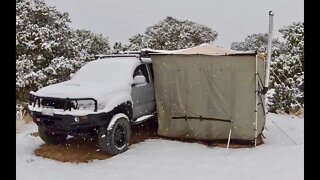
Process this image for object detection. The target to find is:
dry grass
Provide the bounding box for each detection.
[291,108,304,117]
[22,106,33,123]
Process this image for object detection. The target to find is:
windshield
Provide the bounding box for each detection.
[71,57,141,83]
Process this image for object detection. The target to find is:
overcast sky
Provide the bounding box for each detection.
[45,0,303,48]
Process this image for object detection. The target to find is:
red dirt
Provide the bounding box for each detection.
[34,120,158,163]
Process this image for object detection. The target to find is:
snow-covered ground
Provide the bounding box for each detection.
[16,113,303,180]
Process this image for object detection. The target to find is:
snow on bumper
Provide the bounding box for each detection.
[28,105,105,116]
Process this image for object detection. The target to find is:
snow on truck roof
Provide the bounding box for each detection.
[71,57,142,82]
[31,57,142,103]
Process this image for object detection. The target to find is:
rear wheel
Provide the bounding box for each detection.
[38,126,67,144]
[98,114,131,155]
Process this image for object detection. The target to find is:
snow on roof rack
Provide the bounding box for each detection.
[94,54,140,59]
[93,54,152,64]
[94,50,152,59]
[119,50,141,54]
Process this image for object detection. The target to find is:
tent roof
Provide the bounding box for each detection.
[142,43,257,56]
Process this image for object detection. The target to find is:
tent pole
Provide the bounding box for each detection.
[226,121,233,154]
[255,56,258,147]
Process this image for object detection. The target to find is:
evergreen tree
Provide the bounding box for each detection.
[111,41,126,54]
[16,0,76,102]
[268,22,304,113]
[16,0,110,102]
[231,33,283,54]
[127,16,218,50]
[74,29,110,59]
[127,34,147,51]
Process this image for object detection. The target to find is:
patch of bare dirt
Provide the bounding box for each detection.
[34,120,159,163]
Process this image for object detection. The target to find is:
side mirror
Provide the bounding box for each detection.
[132,75,147,86]
[70,73,75,79]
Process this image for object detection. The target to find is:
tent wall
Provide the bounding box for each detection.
[151,54,266,141]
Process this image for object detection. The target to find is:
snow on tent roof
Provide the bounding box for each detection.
[142,43,256,56]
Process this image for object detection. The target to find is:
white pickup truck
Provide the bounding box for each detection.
[28,55,156,155]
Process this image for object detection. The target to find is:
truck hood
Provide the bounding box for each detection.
[33,80,131,101]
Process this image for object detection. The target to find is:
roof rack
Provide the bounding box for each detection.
[94,50,152,59]
[94,54,140,59]
[119,50,141,54]
[93,53,152,64]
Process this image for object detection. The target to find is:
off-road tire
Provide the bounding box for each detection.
[98,115,131,155]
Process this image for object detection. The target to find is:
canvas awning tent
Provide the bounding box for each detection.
[145,43,267,144]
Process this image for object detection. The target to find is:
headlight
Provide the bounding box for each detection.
[98,103,105,110]
[76,100,96,111]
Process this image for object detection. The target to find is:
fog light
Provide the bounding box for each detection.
[74,117,80,123]
[79,116,89,121]
[36,118,40,122]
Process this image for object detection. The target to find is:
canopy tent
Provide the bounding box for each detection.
[146,44,267,145]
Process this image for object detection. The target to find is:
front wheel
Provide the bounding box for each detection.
[38,126,67,144]
[98,114,131,155]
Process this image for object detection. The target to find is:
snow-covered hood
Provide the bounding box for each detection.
[33,80,131,102]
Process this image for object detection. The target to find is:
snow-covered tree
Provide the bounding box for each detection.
[127,34,148,51]
[16,0,76,102]
[268,22,304,114]
[16,0,110,102]
[110,41,127,54]
[231,33,283,55]
[73,29,110,60]
[127,16,218,50]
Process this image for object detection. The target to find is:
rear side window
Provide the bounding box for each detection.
[148,64,154,81]
[133,64,150,83]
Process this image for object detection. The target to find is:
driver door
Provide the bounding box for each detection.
[131,64,155,120]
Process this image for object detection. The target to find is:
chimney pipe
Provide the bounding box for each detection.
[262,11,274,94]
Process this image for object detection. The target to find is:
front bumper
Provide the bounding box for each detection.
[28,94,109,134]
[31,111,110,134]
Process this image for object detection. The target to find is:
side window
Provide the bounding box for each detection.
[133,64,150,83]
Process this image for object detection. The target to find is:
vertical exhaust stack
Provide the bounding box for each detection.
[263,11,274,94]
